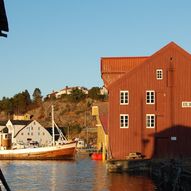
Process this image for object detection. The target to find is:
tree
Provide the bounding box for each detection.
[0,97,13,114]
[88,87,101,100]
[69,88,85,102]
[0,90,32,115]
[12,91,30,114]
[32,88,42,104]
[24,90,32,106]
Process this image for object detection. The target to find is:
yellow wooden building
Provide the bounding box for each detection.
[13,113,31,120]
[92,102,108,160]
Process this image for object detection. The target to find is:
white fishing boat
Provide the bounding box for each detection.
[0,106,77,160]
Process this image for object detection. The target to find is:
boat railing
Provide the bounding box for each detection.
[77,147,98,154]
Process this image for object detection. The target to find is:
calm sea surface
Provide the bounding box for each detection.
[0,155,156,191]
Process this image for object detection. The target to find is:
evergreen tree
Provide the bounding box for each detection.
[0,97,13,114]
[24,90,31,106]
[32,88,42,103]
[13,92,28,114]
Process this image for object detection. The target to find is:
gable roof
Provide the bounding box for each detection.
[46,127,65,140]
[9,120,32,126]
[12,120,34,138]
[108,42,191,89]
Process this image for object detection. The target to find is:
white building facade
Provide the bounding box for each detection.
[4,120,52,146]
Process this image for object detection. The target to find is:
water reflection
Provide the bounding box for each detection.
[0,156,156,191]
[108,173,155,191]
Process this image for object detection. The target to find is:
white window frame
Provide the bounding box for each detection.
[146,90,155,104]
[120,114,129,128]
[120,90,129,105]
[156,69,163,80]
[146,114,155,128]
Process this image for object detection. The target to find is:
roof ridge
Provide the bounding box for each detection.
[108,42,191,89]
[101,56,148,59]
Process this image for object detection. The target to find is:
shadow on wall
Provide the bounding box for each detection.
[150,125,191,158]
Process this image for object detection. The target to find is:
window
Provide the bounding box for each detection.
[120,91,129,105]
[146,91,155,104]
[120,114,129,128]
[156,69,163,80]
[146,114,155,128]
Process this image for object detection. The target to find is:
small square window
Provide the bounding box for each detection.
[146,114,155,128]
[146,91,155,104]
[156,69,163,80]
[120,114,129,128]
[120,91,129,105]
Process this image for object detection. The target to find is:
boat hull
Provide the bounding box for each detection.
[0,142,76,160]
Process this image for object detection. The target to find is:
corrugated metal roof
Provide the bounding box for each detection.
[101,57,148,73]
[101,57,148,87]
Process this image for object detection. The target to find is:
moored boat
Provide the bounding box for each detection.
[0,105,77,160]
[0,141,76,160]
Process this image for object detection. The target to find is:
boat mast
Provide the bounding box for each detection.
[52,105,55,146]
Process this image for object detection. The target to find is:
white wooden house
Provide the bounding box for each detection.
[55,86,88,98]
[1,120,52,146]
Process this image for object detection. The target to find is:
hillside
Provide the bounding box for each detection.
[26,98,104,143]
[0,88,108,144]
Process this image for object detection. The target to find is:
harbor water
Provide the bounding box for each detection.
[0,155,156,191]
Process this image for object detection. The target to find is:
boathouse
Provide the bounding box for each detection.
[101,42,191,159]
[0,120,52,147]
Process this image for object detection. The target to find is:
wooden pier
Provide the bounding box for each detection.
[107,159,151,173]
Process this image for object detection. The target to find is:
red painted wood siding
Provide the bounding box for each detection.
[104,42,191,159]
[101,57,148,87]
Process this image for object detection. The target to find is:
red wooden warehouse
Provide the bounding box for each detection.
[101,42,191,159]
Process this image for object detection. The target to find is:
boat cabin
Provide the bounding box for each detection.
[0,132,12,150]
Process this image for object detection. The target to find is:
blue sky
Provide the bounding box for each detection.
[1,0,191,99]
